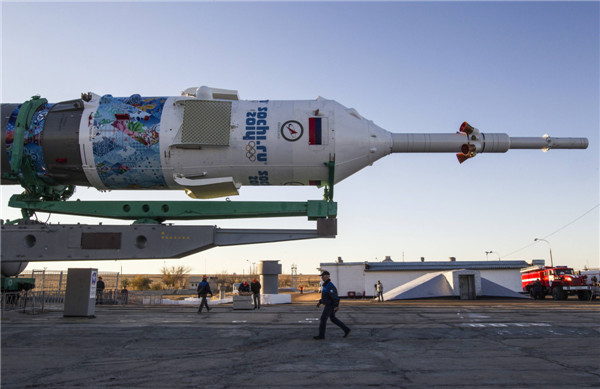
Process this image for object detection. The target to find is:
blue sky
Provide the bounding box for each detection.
[2,1,598,275]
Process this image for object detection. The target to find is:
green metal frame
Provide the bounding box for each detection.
[3,96,75,211]
[8,197,337,224]
[324,160,335,201]
[9,96,48,178]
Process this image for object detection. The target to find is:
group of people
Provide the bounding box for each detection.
[196,271,354,341]
[237,279,262,309]
[95,276,129,304]
[196,276,263,312]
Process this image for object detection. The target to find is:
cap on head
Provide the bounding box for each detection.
[320,271,330,277]
[202,275,207,279]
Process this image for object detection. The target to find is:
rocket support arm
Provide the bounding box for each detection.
[0,221,337,276]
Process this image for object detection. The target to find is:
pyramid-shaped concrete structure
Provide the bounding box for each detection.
[382,270,530,300]
[480,277,528,298]
[382,271,454,300]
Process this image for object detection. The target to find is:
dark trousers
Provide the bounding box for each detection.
[377,292,383,302]
[253,293,260,309]
[318,304,349,337]
[198,296,209,312]
[96,290,104,305]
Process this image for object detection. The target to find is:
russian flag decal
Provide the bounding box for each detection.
[309,117,325,145]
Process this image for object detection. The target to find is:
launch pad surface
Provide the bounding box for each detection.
[2,298,598,388]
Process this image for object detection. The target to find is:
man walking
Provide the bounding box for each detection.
[314,271,350,340]
[197,275,213,313]
[250,278,261,309]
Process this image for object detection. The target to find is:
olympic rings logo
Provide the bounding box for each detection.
[245,141,256,162]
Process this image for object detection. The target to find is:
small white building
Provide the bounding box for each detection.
[188,276,218,292]
[319,260,530,299]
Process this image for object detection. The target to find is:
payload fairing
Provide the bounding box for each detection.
[1,86,588,200]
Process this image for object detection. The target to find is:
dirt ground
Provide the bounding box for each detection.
[2,298,599,388]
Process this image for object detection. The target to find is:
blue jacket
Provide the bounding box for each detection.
[319,279,340,307]
[197,280,212,297]
[238,283,250,293]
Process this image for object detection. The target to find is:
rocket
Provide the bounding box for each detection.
[1,86,589,200]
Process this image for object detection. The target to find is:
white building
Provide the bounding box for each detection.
[319,260,530,299]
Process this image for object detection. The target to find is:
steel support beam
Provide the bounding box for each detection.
[1,219,336,264]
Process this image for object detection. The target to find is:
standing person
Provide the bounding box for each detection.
[238,281,250,294]
[314,271,350,340]
[532,280,544,300]
[120,286,129,304]
[197,275,213,313]
[96,276,105,305]
[250,278,261,309]
[376,280,384,302]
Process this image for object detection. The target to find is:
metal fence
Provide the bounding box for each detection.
[28,270,120,292]
[1,270,124,314]
[28,269,122,303]
[1,290,65,316]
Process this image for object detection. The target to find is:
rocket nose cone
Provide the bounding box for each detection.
[368,122,394,160]
[332,108,393,184]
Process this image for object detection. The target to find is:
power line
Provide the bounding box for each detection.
[541,203,599,240]
[501,203,599,258]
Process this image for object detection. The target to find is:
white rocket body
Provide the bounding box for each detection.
[1,86,589,199]
[76,88,392,198]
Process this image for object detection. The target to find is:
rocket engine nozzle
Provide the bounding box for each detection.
[457,143,477,164]
[459,121,475,135]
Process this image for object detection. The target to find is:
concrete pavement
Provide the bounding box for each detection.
[2,298,599,388]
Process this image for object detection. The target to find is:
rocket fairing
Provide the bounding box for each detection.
[0,86,589,199]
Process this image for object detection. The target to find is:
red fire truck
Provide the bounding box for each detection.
[521,265,592,300]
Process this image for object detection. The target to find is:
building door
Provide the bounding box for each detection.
[459,275,476,300]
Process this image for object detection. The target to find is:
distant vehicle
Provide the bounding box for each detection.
[581,270,600,286]
[232,283,241,295]
[521,265,592,300]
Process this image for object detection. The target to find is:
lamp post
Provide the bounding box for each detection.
[485,251,493,261]
[534,238,553,267]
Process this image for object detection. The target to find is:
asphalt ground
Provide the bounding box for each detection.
[1,297,599,388]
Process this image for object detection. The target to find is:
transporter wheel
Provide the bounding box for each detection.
[577,291,591,301]
[552,287,562,300]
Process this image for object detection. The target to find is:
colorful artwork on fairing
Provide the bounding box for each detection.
[5,103,55,183]
[91,95,167,189]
